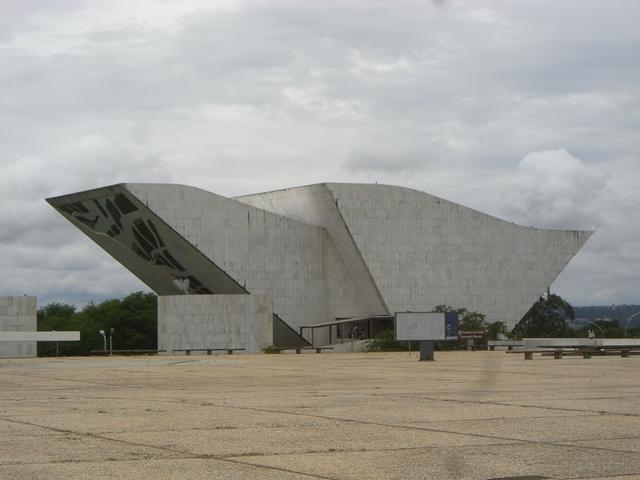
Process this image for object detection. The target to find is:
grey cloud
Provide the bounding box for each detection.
[498,148,640,305]
[501,149,608,229]
[345,149,433,174]
[0,0,638,307]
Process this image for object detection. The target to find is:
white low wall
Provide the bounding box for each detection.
[523,338,640,349]
[319,339,368,353]
[487,340,525,350]
[0,331,80,342]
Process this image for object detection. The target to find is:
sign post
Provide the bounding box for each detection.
[395,312,459,361]
[419,340,435,361]
[458,331,484,351]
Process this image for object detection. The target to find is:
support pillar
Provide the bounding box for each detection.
[419,341,435,361]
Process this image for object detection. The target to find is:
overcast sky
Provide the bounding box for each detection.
[1,0,638,309]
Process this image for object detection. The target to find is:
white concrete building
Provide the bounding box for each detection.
[48,183,592,353]
[0,296,81,358]
[0,296,37,357]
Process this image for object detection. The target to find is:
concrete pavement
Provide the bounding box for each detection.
[1,351,639,479]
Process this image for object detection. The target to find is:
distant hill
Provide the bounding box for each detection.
[574,305,640,325]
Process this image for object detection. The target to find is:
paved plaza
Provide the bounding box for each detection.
[1,351,639,479]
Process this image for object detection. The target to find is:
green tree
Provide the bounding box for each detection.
[460,311,487,331]
[37,292,157,356]
[434,305,492,348]
[366,329,410,352]
[512,293,574,338]
[573,319,625,339]
[80,292,157,352]
[486,321,508,340]
[37,303,78,356]
[435,305,488,331]
[627,326,640,338]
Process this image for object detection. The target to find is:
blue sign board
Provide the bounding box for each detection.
[444,312,459,340]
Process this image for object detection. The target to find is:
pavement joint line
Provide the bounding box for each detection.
[9,396,640,466]
[1,389,603,433]
[0,371,140,389]
[219,441,527,459]
[2,366,636,401]
[398,413,607,425]
[220,439,640,470]
[55,391,602,415]
[194,404,640,457]
[353,365,615,380]
[210,457,340,480]
[5,386,639,421]
[363,390,640,402]
[0,416,191,456]
[0,416,339,480]
[3,361,624,385]
[0,453,341,480]
[0,456,339,480]
[556,434,640,443]
[355,391,605,407]
[0,420,525,465]
[4,416,639,448]
[83,413,607,435]
[3,438,639,474]
[378,394,640,418]
[42,392,637,432]
[560,473,640,480]
[79,398,633,457]
[542,440,640,456]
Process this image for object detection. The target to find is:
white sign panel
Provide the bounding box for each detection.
[395,312,445,341]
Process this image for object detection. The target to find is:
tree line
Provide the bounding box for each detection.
[37,291,640,356]
[436,294,640,339]
[37,291,156,356]
[368,294,640,351]
[574,304,640,324]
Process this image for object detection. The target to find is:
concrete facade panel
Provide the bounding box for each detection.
[237,184,388,317]
[158,294,273,354]
[0,296,37,357]
[127,184,370,336]
[325,183,591,327]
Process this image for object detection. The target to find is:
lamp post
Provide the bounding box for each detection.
[583,320,605,339]
[109,328,115,356]
[350,325,361,352]
[570,319,605,338]
[624,312,640,338]
[99,329,106,354]
[52,330,59,357]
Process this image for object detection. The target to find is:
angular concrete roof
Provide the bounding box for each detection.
[48,182,592,329]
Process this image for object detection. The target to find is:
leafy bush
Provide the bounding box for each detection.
[366,329,412,352]
[262,346,281,353]
[512,293,574,338]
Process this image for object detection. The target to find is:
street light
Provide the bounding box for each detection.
[569,319,604,338]
[624,312,640,338]
[109,328,115,356]
[583,320,605,339]
[99,329,106,354]
[52,330,59,357]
